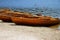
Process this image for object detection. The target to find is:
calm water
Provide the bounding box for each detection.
[10,8,60,18]
[1,8,60,18]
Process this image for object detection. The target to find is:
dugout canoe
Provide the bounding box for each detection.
[11,16,60,26]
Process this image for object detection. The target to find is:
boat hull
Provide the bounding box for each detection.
[0,13,22,22]
[0,12,33,22]
[11,17,60,26]
[0,14,12,22]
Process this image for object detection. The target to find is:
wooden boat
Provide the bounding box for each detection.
[0,9,14,21]
[0,15,12,22]
[0,11,33,22]
[0,8,32,22]
[11,16,60,26]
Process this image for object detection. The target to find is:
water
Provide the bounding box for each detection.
[11,8,60,18]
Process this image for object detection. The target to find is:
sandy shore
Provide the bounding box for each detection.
[0,20,60,40]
